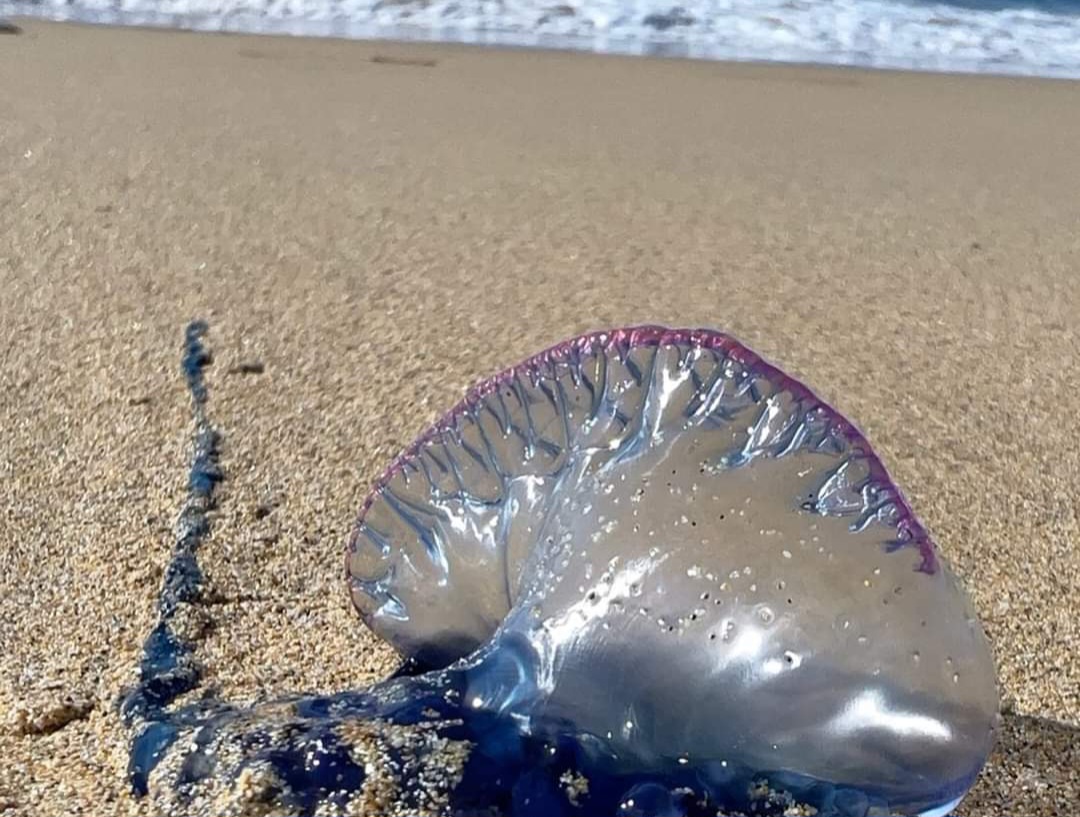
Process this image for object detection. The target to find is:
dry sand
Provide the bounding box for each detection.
[1,19,1078,815]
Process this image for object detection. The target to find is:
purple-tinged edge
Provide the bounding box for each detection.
[345,326,939,587]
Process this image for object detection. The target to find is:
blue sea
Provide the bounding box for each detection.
[4,0,1080,78]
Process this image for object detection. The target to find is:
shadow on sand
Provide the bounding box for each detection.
[960,711,1078,813]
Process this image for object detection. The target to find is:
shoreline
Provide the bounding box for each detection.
[5,10,1080,81]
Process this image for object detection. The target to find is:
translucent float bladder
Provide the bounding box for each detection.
[348,326,999,816]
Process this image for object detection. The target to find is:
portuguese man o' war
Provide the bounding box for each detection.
[122,323,999,817]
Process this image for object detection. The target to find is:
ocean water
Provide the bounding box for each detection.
[5,0,1080,77]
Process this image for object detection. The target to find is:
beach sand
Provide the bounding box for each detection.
[0,20,1077,815]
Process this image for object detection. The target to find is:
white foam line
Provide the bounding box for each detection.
[5,0,1080,79]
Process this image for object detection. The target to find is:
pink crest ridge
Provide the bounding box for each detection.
[346,326,939,578]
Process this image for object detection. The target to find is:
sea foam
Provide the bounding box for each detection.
[5,0,1080,78]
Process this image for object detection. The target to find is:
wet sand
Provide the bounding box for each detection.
[0,20,1077,815]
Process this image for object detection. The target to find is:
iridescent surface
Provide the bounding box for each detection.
[127,324,997,817]
[348,326,998,815]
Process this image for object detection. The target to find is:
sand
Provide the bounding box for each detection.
[0,19,1077,815]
